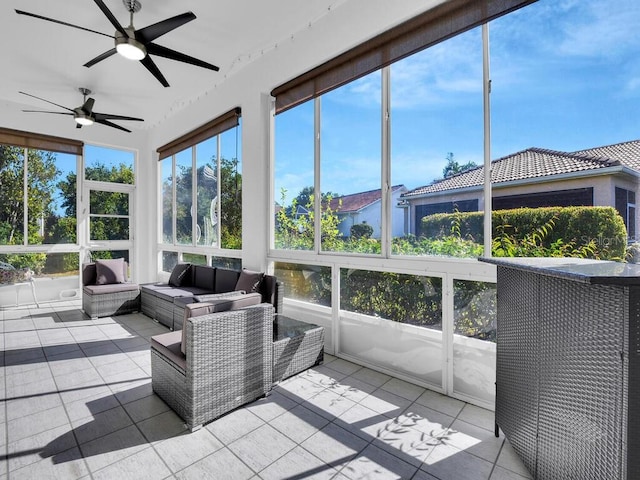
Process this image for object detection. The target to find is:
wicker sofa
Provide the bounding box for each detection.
[140,263,280,330]
[151,303,275,431]
[82,260,140,319]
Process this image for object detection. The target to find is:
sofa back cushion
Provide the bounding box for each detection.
[261,275,279,312]
[96,258,126,285]
[181,292,262,355]
[82,263,97,286]
[235,269,264,294]
[215,268,240,293]
[169,263,192,287]
[190,265,215,290]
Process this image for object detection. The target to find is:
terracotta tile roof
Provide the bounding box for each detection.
[401,141,640,198]
[329,185,406,213]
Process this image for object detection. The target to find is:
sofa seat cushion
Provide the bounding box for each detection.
[83,283,139,295]
[151,331,186,371]
[155,287,212,302]
[140,283,174,295]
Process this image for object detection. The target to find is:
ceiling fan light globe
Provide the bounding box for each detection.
[115,37,146,60]
[74,114,94,126]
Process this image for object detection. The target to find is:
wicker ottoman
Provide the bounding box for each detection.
[273,315,324,383]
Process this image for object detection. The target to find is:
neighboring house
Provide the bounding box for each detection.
[400,140,640,240]
[329,185,408,239]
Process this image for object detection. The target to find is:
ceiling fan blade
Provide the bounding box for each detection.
[15,10,115,39]
[22,110,74,116]
[146,43,219,71]
[93,0,127,36]
[84,48,117,68]
[94,112,144,122]
[19,91,74,112]
[82,98,96,114]
[136,12,196,43]
[140,55,170,87]
[95,118,132,133]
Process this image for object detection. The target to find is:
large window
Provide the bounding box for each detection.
[158,109,242,253]
[322,72,382,253]
[489,0,639,261]
[274,100,315,250]
[83,145,136,274]
[0,146,77,247]
[268,0,639,406]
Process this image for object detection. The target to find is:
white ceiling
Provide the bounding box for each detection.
[0,0,345,132]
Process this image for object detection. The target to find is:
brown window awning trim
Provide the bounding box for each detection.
[0,127,83,155]
[156,107,241,160]
[271,0,537,113]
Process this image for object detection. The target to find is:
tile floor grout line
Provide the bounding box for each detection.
[25,316,96,480]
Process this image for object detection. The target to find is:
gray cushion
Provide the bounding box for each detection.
[83,283,139,295]
[168,263,191,287]
[154,287,211,302]
[140,283,173,296]
[151,331,186,371]
[215,268,240,293]
[82,263,97,286]
[192,265,215,290]
[95,258,126,285]
[235,269,264,293]
[181,292,262,355]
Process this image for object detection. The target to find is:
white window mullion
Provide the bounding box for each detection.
[172,155,177,246]
[381,66,391,258]
[216,136,222,248]
[23,147,28,246]
[192,146,197,247]
[314,96,322,254]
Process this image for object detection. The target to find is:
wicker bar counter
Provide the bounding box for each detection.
[480,257,640,480]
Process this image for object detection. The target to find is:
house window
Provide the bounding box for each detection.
[493,188,593,210]
[158,108,242,255]
[616,187,636,240]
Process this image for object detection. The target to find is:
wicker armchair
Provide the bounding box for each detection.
[151,303,274,431]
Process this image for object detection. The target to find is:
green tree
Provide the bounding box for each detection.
[442,152,478,179]
[0,146,61,246]
[275,187,344,250]
[162,156,242,248]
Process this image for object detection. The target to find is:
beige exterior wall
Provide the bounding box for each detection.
[405,172,640,237]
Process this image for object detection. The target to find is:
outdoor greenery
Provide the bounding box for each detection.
[422,206,627,260]
[441,152,478,179]
[162,157,241,248]
[351,223,373,239]
[276,192,631,341]
[0,144,134,274]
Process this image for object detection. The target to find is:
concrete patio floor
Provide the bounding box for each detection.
[0,300,531,479]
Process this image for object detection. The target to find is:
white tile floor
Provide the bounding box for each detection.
[1,301,532,479]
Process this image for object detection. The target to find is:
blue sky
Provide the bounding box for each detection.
[275,0,640,204]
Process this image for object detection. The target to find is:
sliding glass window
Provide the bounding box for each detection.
[157,109,242,270]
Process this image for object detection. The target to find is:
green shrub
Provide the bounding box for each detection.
[421,206,627,260]
[351,223,373,239]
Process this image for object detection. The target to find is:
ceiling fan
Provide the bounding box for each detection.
[15,0,219,88]
[20,88,144,133]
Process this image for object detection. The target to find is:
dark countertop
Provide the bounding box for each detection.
[479,256,640,285]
